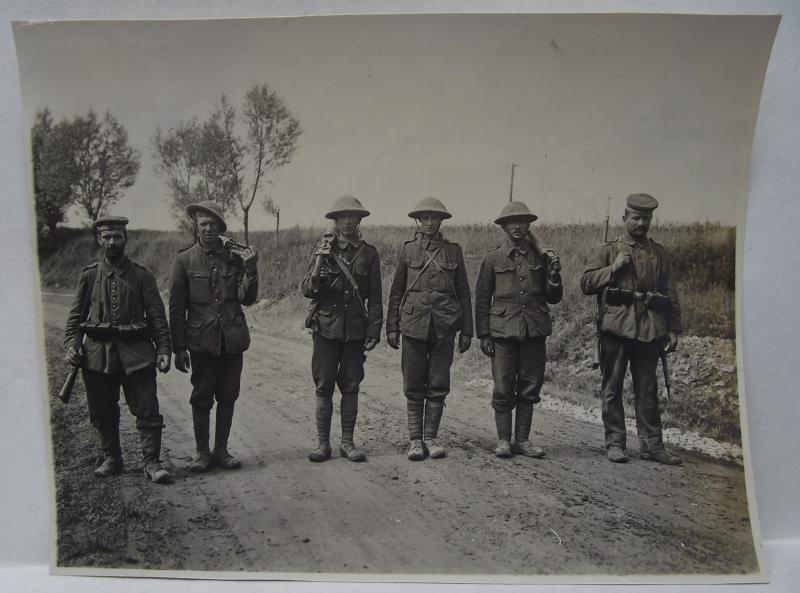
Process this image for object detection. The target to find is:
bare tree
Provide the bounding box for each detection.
[262,195,280,247]
[237,84,302,244]
[68,110,140,222]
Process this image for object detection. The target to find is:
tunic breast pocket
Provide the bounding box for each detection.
[525,262,545,295]
[492,265,516,299]
[187,270,212,304]
[353,261,370,295]
[220,269,238,302]
[436,261,458,292]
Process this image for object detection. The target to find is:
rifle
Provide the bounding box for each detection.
[660,350,672,406]
[592,197,612,370]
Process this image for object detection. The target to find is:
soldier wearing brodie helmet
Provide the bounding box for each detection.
[302,195,383,462]
[63,216,173,483]
[169,200,259,473]
[474,201,563,459]
[580,193,683,465]
[387,197,473,460]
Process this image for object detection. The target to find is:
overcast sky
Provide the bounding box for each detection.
[14,14,777,231]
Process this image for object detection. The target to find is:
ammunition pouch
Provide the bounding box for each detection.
[643,291,671,312]
[605,288,671,311]
[79,320,151,341]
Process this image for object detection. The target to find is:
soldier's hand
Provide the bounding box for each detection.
[313,233,334,256]
[64,345,83,367]
[241,247,259,273]
[157,354,171,373]
[364,337,379,351]
[387,332,400,350]
[480,337,495,357]
[665,331,679,353]
[174,349,191,373]
[611,252,632,273]
[547,252,561,273]
[458,334,472,354]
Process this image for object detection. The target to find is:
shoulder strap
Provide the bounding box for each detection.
[400,245,442,307]
[332,243,368,314]
[427,250,459,300]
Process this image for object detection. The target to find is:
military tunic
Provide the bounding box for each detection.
[387,234,473,402]
[302,239,383,399]
[169,242,258,409]
[64,257,170,433]
[580,234,682,452]
[475,239,562,412]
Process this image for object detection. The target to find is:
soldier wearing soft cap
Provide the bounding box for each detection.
[580,193,683,465]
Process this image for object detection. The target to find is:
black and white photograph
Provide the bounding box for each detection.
[11,11,780,582]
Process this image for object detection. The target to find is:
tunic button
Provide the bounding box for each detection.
[519,277,524,281]
[215,298,220,303]
[522,304,527,309]
[520,290,525,294]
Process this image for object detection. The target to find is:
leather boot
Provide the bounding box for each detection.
[640,448,682,465]
[94,423,123,477]
[424,400,446,459]
[494,410,513,458]
[190,407,213,473]
[406,399,425,461]
[309,397,333,462]
[340,393,366,462]
[213,402,242,470]
[511,401,545,458]
[139,428,172,484]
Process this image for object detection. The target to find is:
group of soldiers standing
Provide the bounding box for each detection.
[63,192,683,485]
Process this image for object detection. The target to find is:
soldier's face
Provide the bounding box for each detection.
[623,209,652,239]
[97,228,127,260]
[195,213,221,244]
[417,214,444,237]
[335,214,362,238]
[501,218,530,241]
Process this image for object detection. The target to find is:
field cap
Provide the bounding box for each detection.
[186,200,227,232]
[626,193,659,213]
[494,201,538,225]
[325,195,370,220]
[408,197,452,220]
[93,216,129,231]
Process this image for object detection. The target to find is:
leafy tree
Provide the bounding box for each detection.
[66,110,140,222]
[153,84,302,243]
[32,109,77,242]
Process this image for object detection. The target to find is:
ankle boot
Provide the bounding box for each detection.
[190,407,213,473]
[512,401,545,458]
[94,423,123,477]
[406,399,425,460]
[340,393,366,462]
[139,427,172,484]
[424,400,446,459]
[494,410,513,458]
[309,397,333,462]
[213,402,241,469]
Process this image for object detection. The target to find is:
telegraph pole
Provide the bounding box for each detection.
[508,163,517,203]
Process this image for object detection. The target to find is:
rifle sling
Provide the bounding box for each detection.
[400,245,442,307]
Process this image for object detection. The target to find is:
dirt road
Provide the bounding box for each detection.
[43,294,758,577]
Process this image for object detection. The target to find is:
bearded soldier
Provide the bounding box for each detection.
[63,216,173,483]
[580,194,682,465]
[302,195,383,462]
[169,200,259,472]
[475,202,562,459]
[386,197,473,460]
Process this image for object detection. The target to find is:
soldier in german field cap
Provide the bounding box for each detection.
[63,215,173,483]
[169,200,260,473]
[386,197,473,460]
[580,193,683,465]
[302,195,383,462]
[474,201,563,459]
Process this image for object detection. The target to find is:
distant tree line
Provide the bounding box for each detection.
[32,82,302,247]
